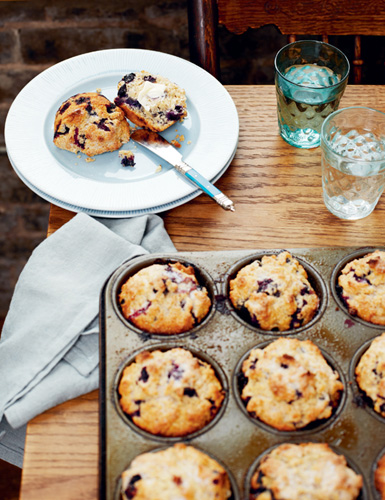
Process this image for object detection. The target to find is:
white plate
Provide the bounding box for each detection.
[5,48,239,217]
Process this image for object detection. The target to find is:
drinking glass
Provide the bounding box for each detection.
[275,40,350,148]
[321,107,385,220]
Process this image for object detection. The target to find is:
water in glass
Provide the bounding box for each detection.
[322,129,385,219]
[277,64,341,148]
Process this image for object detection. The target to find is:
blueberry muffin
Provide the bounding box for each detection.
[229,251,320,331]
[375,452,385,500]
[249,442,363,500]
[119,262,211,335]
[53,92,130,156]
[114,71,187,132]
[118,348,225,437]
[355,332,385,417]
[121,443,232,500]
[338,250,385,325]
[240,338,343,431]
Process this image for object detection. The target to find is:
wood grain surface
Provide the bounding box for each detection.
[23,85,385,499]
[217,0,385,35]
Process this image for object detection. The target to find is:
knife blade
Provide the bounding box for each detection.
[130,129,235,212]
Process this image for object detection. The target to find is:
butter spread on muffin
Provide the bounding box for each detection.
[118,347,225,437]
[53,92,130,156]
[229,251,320,331]
[119,262,211,334]
[240,338,343,431]
[338,250,385,325]
[121,443,232,500]
[355,332,385,417]
[115,71,187,132]
[249,442,362,500]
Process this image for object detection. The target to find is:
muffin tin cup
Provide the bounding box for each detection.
[331,247,385,330]
[244,441,369,500]
[100,247,385,500]
[232,339,347,437]
[349,337,385,426]
[111,253,218,340]
[114,444,240,500]
[371,447,385,500]
[222,251,328,336]
[113,342,229,443]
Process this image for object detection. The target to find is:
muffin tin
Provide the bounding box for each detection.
[99,246,385,500]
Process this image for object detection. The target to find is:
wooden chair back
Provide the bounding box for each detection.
[188,0,385,83]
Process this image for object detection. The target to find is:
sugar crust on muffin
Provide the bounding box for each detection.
[121,443,232,500]
[118,262,211,335]
[249,442,363,500]
[115,71,187,132]
[355,332,385,417]
[118,347,225,437]
[53,92,130,156]
[229,251,320,331]
[240,337,343,431]
[338,250,385,325]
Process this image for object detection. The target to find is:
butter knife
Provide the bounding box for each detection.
[130,129,235,212]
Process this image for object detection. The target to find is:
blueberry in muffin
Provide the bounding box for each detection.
[118,347,225,437]
[338,250,385,325]
[249,442,362,500]
[240,337,343,431]
[53,92,130,156]
[114,71,187,132]
[119,262,211,335]
[121,443,232,500]
[229,251,320,331]
[355,332,385,417]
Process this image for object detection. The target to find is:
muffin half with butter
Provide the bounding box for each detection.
[114,71,187,132]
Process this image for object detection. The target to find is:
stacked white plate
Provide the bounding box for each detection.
[5,49,239,217]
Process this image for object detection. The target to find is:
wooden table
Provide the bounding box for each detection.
[20,85,385,499]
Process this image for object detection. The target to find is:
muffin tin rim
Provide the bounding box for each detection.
[232,337,347,437]
[110,253,218,339]
[112,342,230,443]
[222,249,328,336]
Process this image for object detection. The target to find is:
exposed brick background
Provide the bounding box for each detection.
[1,0,385,328]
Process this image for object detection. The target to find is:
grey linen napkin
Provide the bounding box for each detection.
[0,212,176,467]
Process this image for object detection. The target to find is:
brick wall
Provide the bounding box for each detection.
[1,0,385,324]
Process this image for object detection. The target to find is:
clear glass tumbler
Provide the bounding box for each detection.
[275,40,350,149]
[321,106,385,220]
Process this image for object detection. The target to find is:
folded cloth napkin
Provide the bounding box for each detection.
[0,212,176,467]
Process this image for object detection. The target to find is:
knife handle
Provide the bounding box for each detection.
[176,162,235,212]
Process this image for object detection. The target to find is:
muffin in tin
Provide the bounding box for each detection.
[240,338,343,431]
[118,347,225,437]
[118,261,211,334]
[53,92,130,156]
[229,251,320,332]
[249,442,363,500]
[375,452,385,500]
[121,443,232,500]
[355,332,385,418]
[338,250,385,326]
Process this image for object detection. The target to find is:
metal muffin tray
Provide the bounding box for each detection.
[99,246,385,500]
